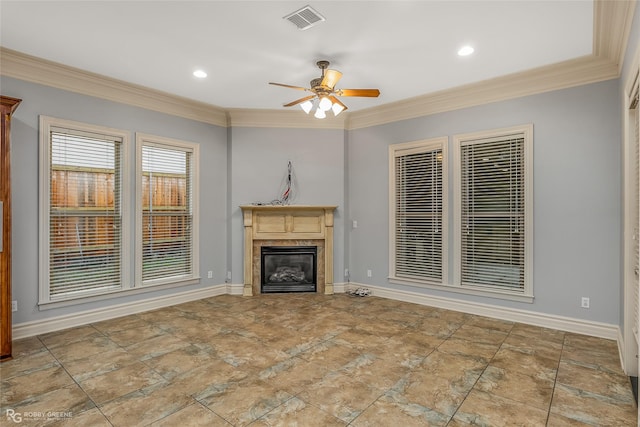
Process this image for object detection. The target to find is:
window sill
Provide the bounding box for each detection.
[388,276,534,304]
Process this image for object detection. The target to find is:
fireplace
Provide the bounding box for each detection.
[240,205,337,296]
[261,246,317,293]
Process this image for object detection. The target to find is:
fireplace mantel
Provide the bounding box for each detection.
[240,205,337,296]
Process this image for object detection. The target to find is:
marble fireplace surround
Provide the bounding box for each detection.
[240,205,337,296]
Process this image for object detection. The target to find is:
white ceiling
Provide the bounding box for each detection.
[0,1,594,112]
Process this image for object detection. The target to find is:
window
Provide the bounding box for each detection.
[39,119,201,306]
[389,138,448,284]
[39,117,129,303]
[136,134,199,286]
[454,124,533,299]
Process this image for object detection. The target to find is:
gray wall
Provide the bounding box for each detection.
[348,79,622,324]
[1,50,631,329]
[3,76,347,326]
[228,127,346,286]
[2,77,228,324]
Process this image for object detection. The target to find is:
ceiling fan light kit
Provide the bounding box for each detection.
[269,60,380,119]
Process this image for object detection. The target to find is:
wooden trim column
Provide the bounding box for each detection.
[242,209,254,296]
[324,208,334,295]
[1,96,21,361]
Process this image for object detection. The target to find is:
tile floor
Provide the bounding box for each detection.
[0,293,637,426]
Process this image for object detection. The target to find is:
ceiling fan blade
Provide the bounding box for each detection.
[336,88,380,97]
[283,95,316,107]
[321,69,342,89]
[328,96,348,112]
[269,82,309,91]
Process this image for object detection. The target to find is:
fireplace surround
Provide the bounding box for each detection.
[240,205,337,296]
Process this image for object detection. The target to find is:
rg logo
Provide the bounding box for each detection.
[5,409,22,423]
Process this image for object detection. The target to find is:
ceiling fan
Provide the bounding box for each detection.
[269,60,380,118]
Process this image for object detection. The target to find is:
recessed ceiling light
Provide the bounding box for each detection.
[193,70,207,78]
[458,46,474,56]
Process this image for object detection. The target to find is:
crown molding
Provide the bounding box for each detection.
[346,54,618,130]
[593,0,637,71]
[227,108,345,129]
[0,47,228,127]
[0,0,633,131]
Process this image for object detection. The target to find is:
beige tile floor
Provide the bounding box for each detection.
[1,293,637,426]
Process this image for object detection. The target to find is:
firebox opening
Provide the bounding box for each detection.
[261,246,317,293]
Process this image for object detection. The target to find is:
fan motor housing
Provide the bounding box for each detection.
[310,78,323,89]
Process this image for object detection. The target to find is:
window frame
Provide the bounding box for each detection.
[622,62,640,376]
[39,119,203,309]
[135,133,200,288]
[39,116,131,305]
[453,124,534,302]
[389,137,449,286]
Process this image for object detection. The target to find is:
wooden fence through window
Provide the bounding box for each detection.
[50,167,187,257]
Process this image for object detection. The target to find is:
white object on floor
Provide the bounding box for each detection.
[347,287,371,297]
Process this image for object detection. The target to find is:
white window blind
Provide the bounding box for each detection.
[47,128,123,300]
[390,139,446,283]
[457,128,531,294]
[139,141,195,284]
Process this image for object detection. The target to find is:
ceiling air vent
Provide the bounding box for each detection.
[283,5,325,30]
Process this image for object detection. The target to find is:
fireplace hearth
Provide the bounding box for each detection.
[261,246,317,293]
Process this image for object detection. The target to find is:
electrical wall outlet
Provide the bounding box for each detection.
[352,220,358,229]
[226,271,232,280]
[344,268,349,278]
[367,269,372,277]
[207,270,213,279]
[11,301,17,312]
[581,297,590,308]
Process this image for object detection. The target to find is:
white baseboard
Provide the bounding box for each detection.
[226,283,245,295]
[333,282,347,293]
[618,328,628,374]
[346,282,619,340]
[12,285,228,340]
[12,281,620,345]
[13,282,348,339]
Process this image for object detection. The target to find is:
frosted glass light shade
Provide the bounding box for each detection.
[300,100,313,114]
[318,97,332,111]
[314,108,326,119]
[331,103,345,116]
